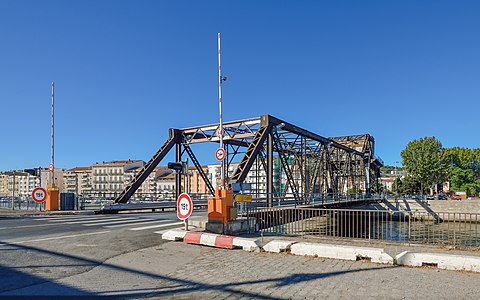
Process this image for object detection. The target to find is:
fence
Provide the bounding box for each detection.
[245,206,480,249]
[0,196,46,211]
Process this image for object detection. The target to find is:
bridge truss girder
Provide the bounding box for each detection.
[114,115,382,205]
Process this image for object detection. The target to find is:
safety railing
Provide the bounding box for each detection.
[244,206,480,249]
[0,196,46,211]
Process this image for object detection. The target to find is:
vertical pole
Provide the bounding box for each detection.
[51,81,55,188]
[175,143,182,199]
[11,172,15,210]
[267,132,274,207]
[218,32,225,188]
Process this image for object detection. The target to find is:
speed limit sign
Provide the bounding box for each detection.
[32,187,47,203]
[48,163,54,172]
[177,193,193,220]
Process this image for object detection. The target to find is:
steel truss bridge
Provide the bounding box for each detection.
[113,115,383,206]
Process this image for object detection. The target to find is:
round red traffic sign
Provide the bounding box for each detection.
[48,163,54,172]
[177,193,193,220]
[215,147,226,161]
[32,187,47,203]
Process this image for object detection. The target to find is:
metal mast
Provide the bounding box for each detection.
[218,32,225,187]
[51,81,55,187]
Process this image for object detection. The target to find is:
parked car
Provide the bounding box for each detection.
[451,195,462,200]
[426,195,435,200]
[438,194,447,200]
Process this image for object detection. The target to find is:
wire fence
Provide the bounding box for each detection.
[244,206,480,249]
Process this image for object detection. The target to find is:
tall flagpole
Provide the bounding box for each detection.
[51,81,55,187]
[218,33,225,188]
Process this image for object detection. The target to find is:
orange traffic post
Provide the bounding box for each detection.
[46,185,60,211]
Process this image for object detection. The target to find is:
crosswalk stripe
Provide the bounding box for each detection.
[66,217,138,225]
[82,219,153,226]
[154,226,184,235]
[129,222,183,231]
[35,216,120,222]
[103,219,172,228]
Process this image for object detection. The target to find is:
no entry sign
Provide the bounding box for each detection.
[32,187,47,203]
[215,147,226,161]
[177,193,193,220]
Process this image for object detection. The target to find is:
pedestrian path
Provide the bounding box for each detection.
[32,215,183,232]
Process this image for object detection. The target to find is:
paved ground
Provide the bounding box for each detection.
[1,211,480,299]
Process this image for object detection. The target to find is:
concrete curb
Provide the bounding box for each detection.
[290,242,394,264]
[161,230,260,251]
[161,230,480,272]
[396,251,480,272]
[161,229,187,241]
[232,237,262,252]
[263,240,297,253]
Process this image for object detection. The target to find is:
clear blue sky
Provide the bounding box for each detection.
[1,0,479,171]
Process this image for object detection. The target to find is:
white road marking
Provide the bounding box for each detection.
[154,226,184,235]
[0,231,111,246]
[103,219,171,228]
[43,216,123,223]
[129,222,183,231]
[82,219,153,227]
[66,217,138,224]
[0,223,62,230]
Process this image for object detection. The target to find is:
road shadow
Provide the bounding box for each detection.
[0,241,394,298]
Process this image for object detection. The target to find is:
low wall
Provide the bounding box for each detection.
[358,199,480,215]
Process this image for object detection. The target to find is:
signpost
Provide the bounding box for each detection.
[215,147,226,161]
[177,193,193,230]
[32,187,47,203]
[48,163,54,172]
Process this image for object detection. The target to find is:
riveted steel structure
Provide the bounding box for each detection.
[113,115,383,206]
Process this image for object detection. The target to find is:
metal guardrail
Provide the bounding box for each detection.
[245,207,480,249]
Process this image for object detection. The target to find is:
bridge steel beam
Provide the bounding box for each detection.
[112,114,382,206]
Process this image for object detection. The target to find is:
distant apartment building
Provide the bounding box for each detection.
[0,171,40,198]
[0,174,9,196]
[63,167,92,195]
[208,161,273,197]
[91,160,145,197]
[39,168,66,191]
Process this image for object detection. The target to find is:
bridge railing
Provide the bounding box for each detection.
[243,206,480,249]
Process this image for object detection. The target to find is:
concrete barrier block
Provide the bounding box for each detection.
[396,251,480,272]
[263,240,297,253]
[199,233,218,247]
[353,247,394,264]
[290,243,393,264]
[232,237,262,252]
[161,229,186,241]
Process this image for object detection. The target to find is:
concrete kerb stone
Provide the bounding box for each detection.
[161,229,187,241]
[199,233,218,247]
[160,230,262,252]
[263,240,297,253]
[232,237,263,252]
[290,242,394,264]
[396,251,480,273]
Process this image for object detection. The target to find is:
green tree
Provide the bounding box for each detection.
[444,147,480,196]
[401,137,448,194]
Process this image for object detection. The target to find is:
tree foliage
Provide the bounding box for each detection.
[400,137,448,193]
[443,147,480,196]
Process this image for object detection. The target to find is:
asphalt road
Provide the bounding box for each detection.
[0,210,205,297]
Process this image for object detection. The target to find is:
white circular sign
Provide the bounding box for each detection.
[48,163,54,172]
[177,193,193,220]
[215,147,226,161]
[32,187,47,203]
